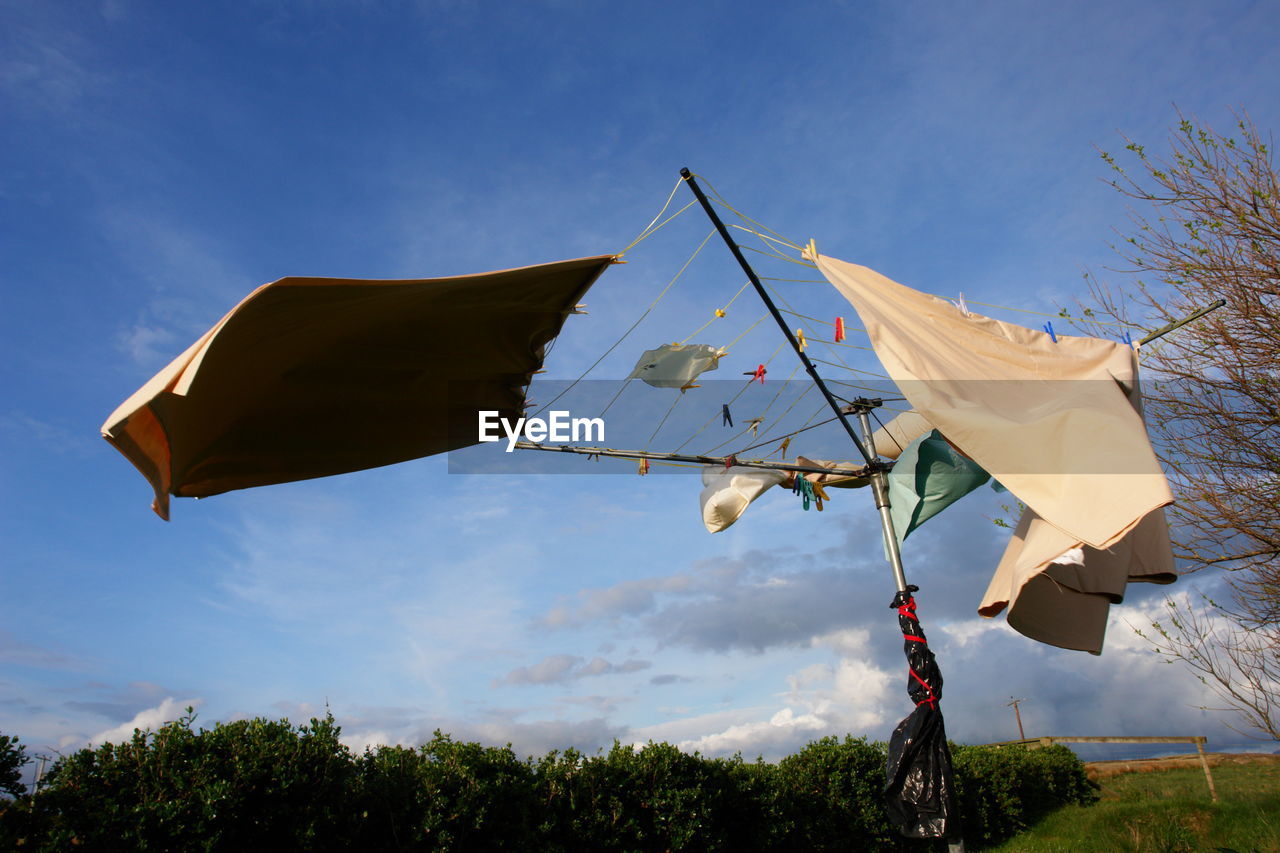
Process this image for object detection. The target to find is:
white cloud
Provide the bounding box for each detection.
[88,697,203,746]
[629,631,895,760]
[496,654,651,686]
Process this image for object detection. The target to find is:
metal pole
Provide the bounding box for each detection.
[513,441,871,479]
[1137,299,1226,346]
[680,170,959,850]
[514,438,875,479]
[851,402,909,593]
[679,168,873,466]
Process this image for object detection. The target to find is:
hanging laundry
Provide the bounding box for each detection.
[887,430,991,545]
[628,343,724,389]
[984,503,1175,653]
[868,410,934,460]
[699,466,789,533]
[811,252,1175,654]
[796,455,870,489]
[834,316,846,342]
[101,254,616,520]
[873,415,1175,654]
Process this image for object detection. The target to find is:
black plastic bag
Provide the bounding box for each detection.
[884,586,958,839]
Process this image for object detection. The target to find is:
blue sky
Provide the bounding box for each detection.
[4,0,1279,770]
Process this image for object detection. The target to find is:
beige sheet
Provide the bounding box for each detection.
[813,253,1176,652]
[103,255,615,519]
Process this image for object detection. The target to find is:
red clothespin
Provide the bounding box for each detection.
[724,454,738,470]
[834,317,845,342]
[753,364,766,384]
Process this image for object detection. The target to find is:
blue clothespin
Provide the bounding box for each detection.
[1121,330,1133,349]
[793,476,814,511]
[1043,321,1058,343]
[722,404,733,427]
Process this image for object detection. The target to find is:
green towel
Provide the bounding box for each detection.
[888,430,991,545]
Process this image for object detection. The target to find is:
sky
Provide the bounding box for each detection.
[4,0,1280,776]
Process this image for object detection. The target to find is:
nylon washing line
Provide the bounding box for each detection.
[728,412,839,457]
[695,359,809,456]
[648,336,784,451]
[680,280,753,343]
[537,224,714,419]
[617,302,775,430]
[723,207,1139,335]
[694,191,902,460]
[698,372,818,457]
[707,173,1142,337]
[617,176,691,257]
[707,214,910,461]
[602,197,810,446]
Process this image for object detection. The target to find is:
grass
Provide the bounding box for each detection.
[984,761,1280,853]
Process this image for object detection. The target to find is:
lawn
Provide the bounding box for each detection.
[985,760,1280,852]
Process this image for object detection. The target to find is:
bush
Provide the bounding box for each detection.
[0,732,30,799]
[533,741,775,851]
[951,743,1099,846]
[10,709,357,852]
[774,735,904,851]
[357,732,537,850]
[0,716,1098,851]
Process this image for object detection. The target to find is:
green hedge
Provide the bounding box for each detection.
[0,716,1096,851]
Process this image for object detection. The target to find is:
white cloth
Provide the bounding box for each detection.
[629,343,723,388]
[699,466,789,533]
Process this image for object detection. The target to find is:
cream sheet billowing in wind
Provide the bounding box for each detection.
[811,252,1175,653]
[102,255,615,520]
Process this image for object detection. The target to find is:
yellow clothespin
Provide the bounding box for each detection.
[812,481,830,511]
[778,437,791,458]
[804,238,819,261]
[638,457,650,475]
[796,328,808,352]
[715,308,726,318]
[679,382,701,393]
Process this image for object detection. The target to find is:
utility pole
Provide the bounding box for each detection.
[1007,697,1027,740]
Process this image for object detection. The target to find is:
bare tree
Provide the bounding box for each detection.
[1081,111,1279,740]
[1138,594,1279,741]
